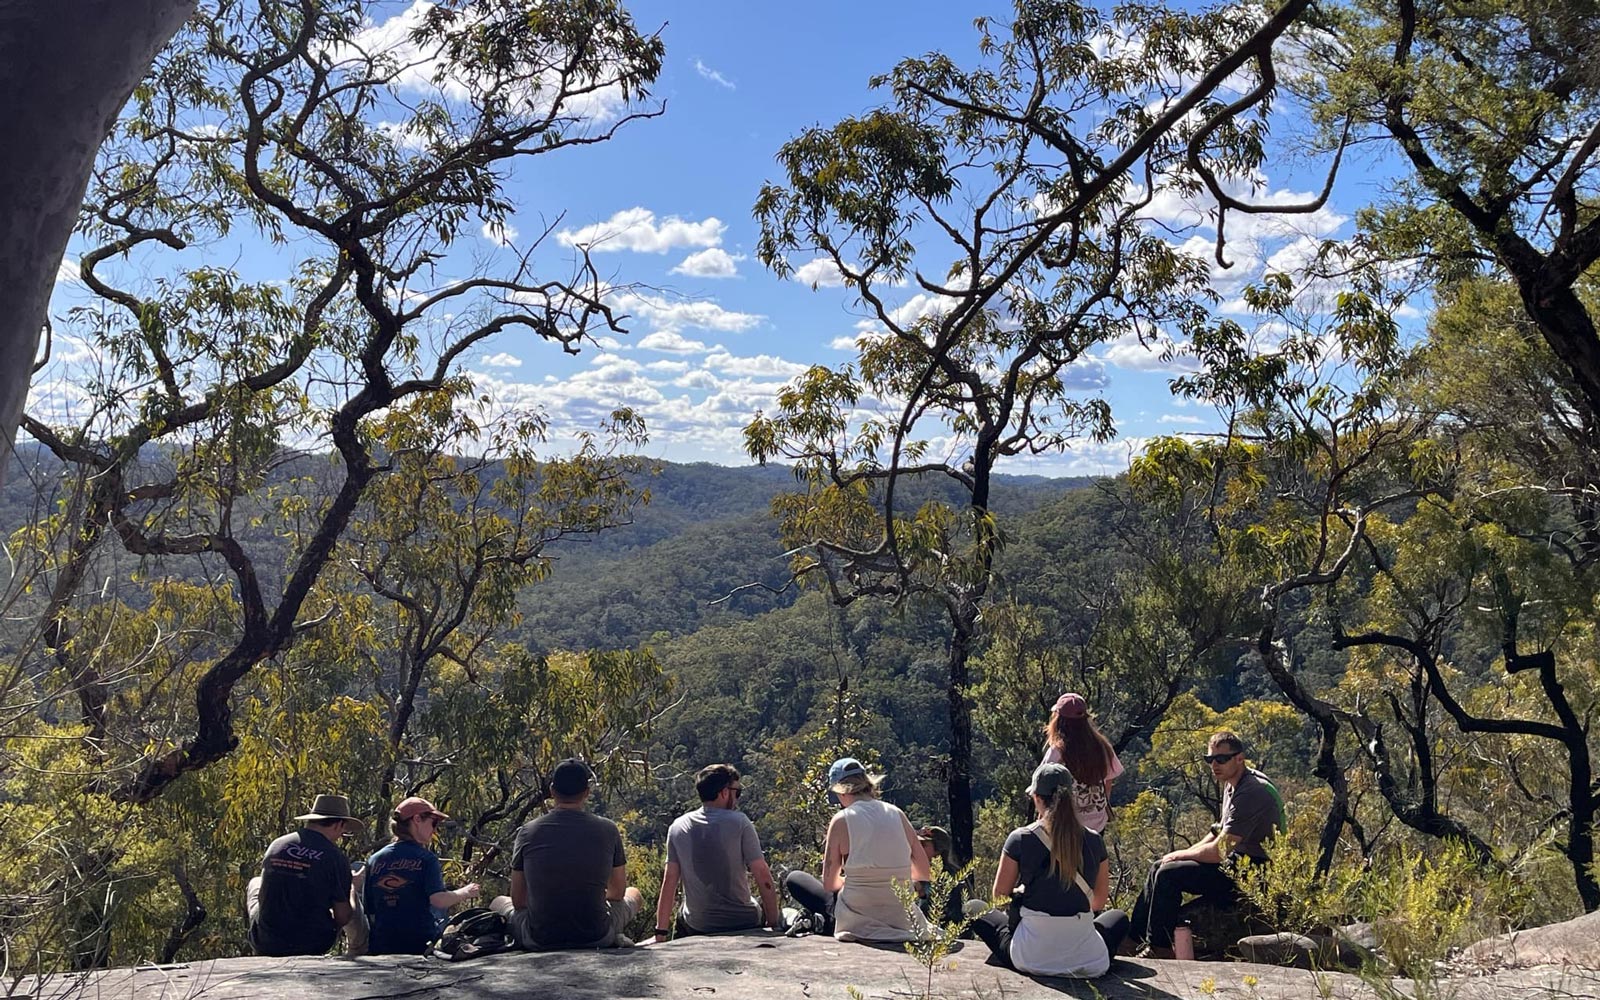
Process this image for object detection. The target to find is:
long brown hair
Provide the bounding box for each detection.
[1038,787,1084,886]
[1045,711,1114,787]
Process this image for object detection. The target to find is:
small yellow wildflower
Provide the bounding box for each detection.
[1198,977,1216,995]
[1243,974,1259,988]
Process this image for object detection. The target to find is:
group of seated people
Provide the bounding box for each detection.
[247,692,1283,980]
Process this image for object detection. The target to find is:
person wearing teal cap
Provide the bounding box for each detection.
[971,763,1127,977]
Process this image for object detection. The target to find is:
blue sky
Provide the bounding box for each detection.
[42,1,1397,475]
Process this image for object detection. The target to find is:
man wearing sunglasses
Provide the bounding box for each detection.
[1127,731,1283,958]
[653,763,781,942]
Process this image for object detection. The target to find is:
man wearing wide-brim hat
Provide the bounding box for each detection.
[248,793,366,957]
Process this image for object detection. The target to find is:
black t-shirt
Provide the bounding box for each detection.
[250,828,352,956]
[1001,824,1105,917]
[513,809,626,946]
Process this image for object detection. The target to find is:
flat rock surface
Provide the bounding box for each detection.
[1458,909,1600,972]
[32,933,1598,1000]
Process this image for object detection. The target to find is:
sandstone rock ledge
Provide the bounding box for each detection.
[35,933,1597,1000]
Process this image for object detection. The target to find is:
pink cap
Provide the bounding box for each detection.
[394,796,449,822]
[1053,692,1088,719]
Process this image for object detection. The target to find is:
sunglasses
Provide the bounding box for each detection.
[729,786,743,798]
[1202,751,1241,764]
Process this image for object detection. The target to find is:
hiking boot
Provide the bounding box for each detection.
[785,912,816,937]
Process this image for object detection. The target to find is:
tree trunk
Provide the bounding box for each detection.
[946,622,976,864]
[0,0,195,485]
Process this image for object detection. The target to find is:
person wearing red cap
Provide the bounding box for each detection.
[1041,693,1124,834]
[363,796,480,955]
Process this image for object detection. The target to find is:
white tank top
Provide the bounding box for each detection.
[840,798,912,870]
[833,798,926,943]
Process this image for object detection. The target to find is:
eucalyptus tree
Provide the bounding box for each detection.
[745,0,1330,860]
[16,0,665,805]
[0,0,197,481]
[1136,274,1600,912]
[1301,0,1600,416]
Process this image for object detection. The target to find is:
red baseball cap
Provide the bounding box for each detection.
[1053,692,1088,719]
[394,796,449,822]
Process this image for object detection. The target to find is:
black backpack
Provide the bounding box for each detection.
[430,906,513,962]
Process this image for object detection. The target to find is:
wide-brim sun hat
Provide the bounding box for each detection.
[294,793,367,831]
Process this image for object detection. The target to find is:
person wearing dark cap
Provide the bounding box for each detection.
[363,796,481,955]
[971,763,1127,977]
[490,758,643,949]
[1041,692,1124,834]
[247,793,364,957]
[782,757,931,942]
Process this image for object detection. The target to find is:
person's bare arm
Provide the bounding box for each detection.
[901,813,932,882]
[331,898,353,927]
[606,863,627,902]
[992,854,1019,900]
[510,869,528,910]
[822,814,849,895]
[654,861,681,942]
[749,858,780,929]
[430,883,480,909]
[1092,859,1110,912]
[1161,832,1222,865]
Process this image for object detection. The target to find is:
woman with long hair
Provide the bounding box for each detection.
[363,797,482,955]
[1042,692,1124,833]
[972,763,1128,977]
[782,757,932,942]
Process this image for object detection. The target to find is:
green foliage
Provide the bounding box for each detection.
[892,859,982,1000]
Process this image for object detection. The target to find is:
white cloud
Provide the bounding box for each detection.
[645,360,690,373]
[694,58,736,90]
[704,351,810,378]
[612,291,762,334]
[347,1,633,124]
[794,257,848,289]
[670,247,741,279]
[887,292,954,329]
[1097,332,1201,374]
[558,207,725,254]
[55,257,81,285]
[674,369,720,390]
[481,219,518,247]
[482,352,522,368]
[1159,413,1205,425]
[637,332,710,354]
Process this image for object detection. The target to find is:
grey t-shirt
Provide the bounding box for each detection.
[1221,768,1282,861]
[666,806,763,931]
[512,808,626,946]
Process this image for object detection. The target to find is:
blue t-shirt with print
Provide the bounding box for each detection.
[364,839,448,955]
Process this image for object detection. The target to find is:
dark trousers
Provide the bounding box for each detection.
[783,871,836,935]
[1127,860,1237,948]
[971,908,1129,969]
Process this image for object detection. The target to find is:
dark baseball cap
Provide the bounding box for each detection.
[550,758,594,797]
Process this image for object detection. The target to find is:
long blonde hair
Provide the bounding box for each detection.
[1039,786,1084,886]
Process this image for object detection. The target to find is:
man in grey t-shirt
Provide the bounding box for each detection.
[653,764,780,941]
[1127,731,1285,957]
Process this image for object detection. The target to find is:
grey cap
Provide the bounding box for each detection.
[1026,762,1073,800]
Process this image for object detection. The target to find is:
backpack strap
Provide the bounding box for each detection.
[1029,823,1095,902]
